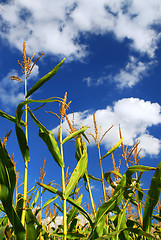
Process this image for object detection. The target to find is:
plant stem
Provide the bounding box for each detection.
[60,120,67,240]
[21,68,28,227]
[98,145,106,202]
[39,185,43,240]
[86,173,96,217]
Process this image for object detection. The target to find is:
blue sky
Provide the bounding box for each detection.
[0,0,161,206]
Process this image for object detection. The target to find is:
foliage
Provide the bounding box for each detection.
[0,42,160,240]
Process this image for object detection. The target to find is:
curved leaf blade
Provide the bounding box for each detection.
[0,110,25,126]
[28,108,64,167]
[64,143,88,199]
[0,140,25,239]
[26,58,65,98]
[143,161,161,233]
[15,123,30,163]
[37,182,93,227]
[94,165,156,232]
[101,138,123,160]
[62,127,88,144]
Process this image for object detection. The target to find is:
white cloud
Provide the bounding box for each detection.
[113,56,156,88]
[83,56,156,88]
[0,65,39,108]
[0,70,25,108]
[138,134,161,156]
[52,98,161,156]
[42,214,87,230]
[0,0,161,59]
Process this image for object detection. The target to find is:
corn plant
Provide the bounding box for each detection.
[0,42,161,240]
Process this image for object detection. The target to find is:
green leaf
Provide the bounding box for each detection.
[26,58,65,98]
[67,194,82,226]
[0,140,25,239]
[30,190,39,210]
[93,165,156,235]
[88,174,102,182]
[37,182,93,227]
[15,98,62,163]
[41,196,58,210]
[53,232,86,239]
[152,214,161,222]
[101,138,123,160]
[95,227,158,239]
[104,171,123,189]
[0,110,25,126]
[115,203,131,240]
[26,209,41,240]
[16,98,62,122]
[143,161,161,233]
[15,123,30,163]
[62,127,88,144]
[28,108,64,167]
[64,143,88,199]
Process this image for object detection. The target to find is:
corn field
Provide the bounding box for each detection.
[0,42,160,240]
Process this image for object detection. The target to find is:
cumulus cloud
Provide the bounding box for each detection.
[52,98,161,156]
[0,0,161,59]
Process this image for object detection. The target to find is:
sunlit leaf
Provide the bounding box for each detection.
[88,174,102,182]
[62,127,88,144]
[15,123,30,163]
[143,161,161,233]
[37,182,93,227]
[104,170,123,189]
[0,110,25,126]
[26,58,65,98]
[101,138,123,160]
[0,140,25,239]
[53,232,86,239]
[28,108,64,167]
[67,194,82,226]
[93,165,156,234]
[64,143,88,199]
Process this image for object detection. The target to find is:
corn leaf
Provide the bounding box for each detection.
[26,58,65,98]
[93,165,156,233]
[15,98,62,163]
[0,110,25,126]
[26,209,41,240]
[0,140,25,239]
[101,138,123,160]
[15,123,30,163]
[62,127,88,144]
[42,196,58,210]
[88,174,102,182]
[95,227,158,239]
[53,232,86,239]
[37,182,93,227]
[64,143,88,199]
[104,170,123,189]
[67,194,82,226]
[28,108,64,168]
[16,98,62,122]
[30,190,39,210]
[115,203,131,240]
[152,214,161,222]
[143,161,161,233]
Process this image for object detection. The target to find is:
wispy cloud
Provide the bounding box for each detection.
[52,98,161,156]
[113,56,156,88]
[83,56,157,88]
[0,0,161,59]
[0,65,39,109]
